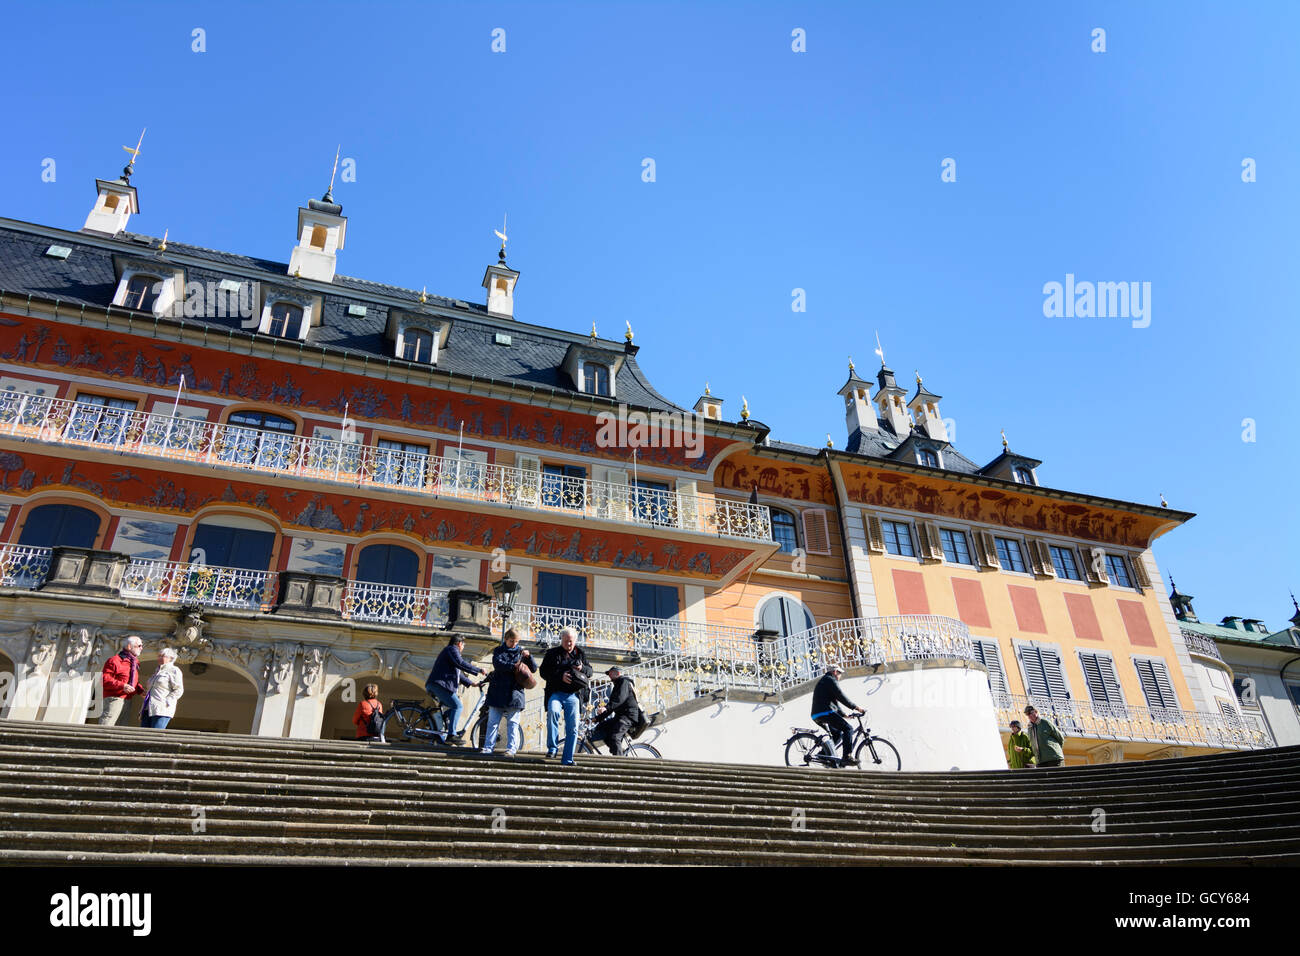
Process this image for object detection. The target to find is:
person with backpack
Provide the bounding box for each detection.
[539,626,592,766]
[590,666,643,756]
[480,629,537,757]
[426,634,487,744]
[353,684,384,740]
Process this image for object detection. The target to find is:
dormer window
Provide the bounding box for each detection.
[401,328,435,363]
[919,448,939,468]
[123,274,162,311]
[581,362,611,396]
[1013,466,1036,485]
[268,302,305,338]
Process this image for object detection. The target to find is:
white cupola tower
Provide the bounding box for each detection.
[482,221,519,319]
[288,188,347,282]
[837,359,878,439]
[908,372,949,442]
[83,135,144,235]
[875,364,911,439]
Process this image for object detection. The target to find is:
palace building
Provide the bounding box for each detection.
[0,151,1271,767]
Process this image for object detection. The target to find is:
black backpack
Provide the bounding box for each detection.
[363,703,385,738]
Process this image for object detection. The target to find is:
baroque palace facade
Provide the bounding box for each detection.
[0,157,1270,765]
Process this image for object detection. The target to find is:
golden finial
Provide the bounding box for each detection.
[848,356,855,374]
[324,144,341,202]
[1001,429,1008,451]
[293,267,301,279]
[494,214,508,262]
[740,396,750,421]
[826,433,834,448]
[419,286,428,304]
[121,128,146,181]
[625,321,634,342]
[874,330,886,367]
[157,228,168,253]
[590,322,598,340]
[915,370,923,386]
[1160,493,1168,508]
[704,381,711,396]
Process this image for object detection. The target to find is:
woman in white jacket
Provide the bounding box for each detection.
[140,647,184,729]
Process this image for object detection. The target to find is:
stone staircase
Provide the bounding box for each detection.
[1,720,1298,865]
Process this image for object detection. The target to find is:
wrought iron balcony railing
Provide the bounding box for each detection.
[1180,628,1226,662]
[342,581,450,628]
[489,602,756,655]
[0,544,53,588]
[0,393,773,543]
[121,559,279,612]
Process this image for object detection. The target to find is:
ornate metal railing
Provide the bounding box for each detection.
[0,544,52,587]
[1180,628,1225,662]
[996,693,1272,751]
[120,559,278,611]
[342,581,450,627]
[489,602,756,655]
[0,393,773,543]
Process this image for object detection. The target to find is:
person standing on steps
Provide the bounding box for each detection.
[1024,705,1065,768]
[353,684,384,740]
[481,629,536,757]
[1006,719,1034,769]
[139,647,184,729]
[98,635,144,726]
[539,626,592,766]
[810,663,863,766]
[426,634,486,744]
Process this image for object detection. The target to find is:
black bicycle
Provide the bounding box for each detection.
[576,711,662,759]
[783,713,901,771]
[381,682,490,749]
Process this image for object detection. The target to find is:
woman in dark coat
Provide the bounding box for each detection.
[480,629,537,756]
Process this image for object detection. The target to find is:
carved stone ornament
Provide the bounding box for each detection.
[298,645,327,697]
[264,644,295,696]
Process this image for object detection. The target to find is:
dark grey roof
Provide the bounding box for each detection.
[0,221,687,414]
[845,420,982,475]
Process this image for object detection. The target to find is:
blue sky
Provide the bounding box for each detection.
[1,1,1296,625]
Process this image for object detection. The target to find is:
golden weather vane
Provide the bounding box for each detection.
[121,128,146,180]
[874,330,886,367]
[324,144,341,201]
[494,213,508,261]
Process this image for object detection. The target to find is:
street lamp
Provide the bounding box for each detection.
[491,574,520,633]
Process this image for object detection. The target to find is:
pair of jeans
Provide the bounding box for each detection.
[482,706,522,753]
[547,691,581,763]
[140,714,171,729]
[430,684,462,737]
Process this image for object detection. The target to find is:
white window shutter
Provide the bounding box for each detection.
[677,480,698,532]
[604,467,629,521]
[801,509,831,555]
[515,454,541,506]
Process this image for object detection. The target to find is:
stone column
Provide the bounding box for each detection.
[250,642,297,737]
[41,625,105,723]
[4,622,65,721]
[286,644,329,739]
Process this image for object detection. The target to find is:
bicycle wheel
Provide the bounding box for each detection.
[784,732,831,769]
[855,735,901,771]
[623,743,661,759]
[576,736,598,755]
[382,704,433,745]
[472,710,489,750]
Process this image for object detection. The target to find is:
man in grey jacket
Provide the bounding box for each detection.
[1024,705,1065,768]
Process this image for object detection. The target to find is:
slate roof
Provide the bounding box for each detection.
[1181,618,1300,649]
[0,220,688,415]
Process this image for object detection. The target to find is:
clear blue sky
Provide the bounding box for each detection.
[1,1,1296,626]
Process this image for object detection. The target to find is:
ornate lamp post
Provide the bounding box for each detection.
[491,574,520,634]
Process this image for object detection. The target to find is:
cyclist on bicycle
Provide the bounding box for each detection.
[811,663,864,766]
[426,634,487,744]
[590,666,642,756]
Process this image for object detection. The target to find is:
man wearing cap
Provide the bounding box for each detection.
[1023,705,1065,768]
[591,666,642,756]
[810,664,864,766]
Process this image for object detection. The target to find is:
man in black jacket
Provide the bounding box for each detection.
[591,666,641,755]
[539,627,592,765]
[811,664,864,765]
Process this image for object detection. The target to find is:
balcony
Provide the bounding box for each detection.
[0,393,772,542]
[1180,628,1226,663]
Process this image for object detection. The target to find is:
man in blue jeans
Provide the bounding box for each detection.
[539,626,592,765]
[426,634,486,743]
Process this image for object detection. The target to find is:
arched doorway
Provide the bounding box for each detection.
[159,660,260,734]
[319,673,428,741]
[0,647,15,718]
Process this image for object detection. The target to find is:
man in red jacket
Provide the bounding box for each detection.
[99,635,144,725]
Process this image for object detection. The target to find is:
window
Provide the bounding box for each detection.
[537,571,588,613]
[581,362,611,396]
[355,544,420,587]
[309,225,328,250]
[1133,658,1181,719]
[881,519,915,557]
[1018,643,1071,703]
[268,302,304,339]
[66,394,136,445]
[632,582,681,652]
[771,510,799,554]
[919,449,939,468]
[632,479,675,527]
[220,410,297,469]
[995,537,1027,573]
[123,274,161,312]
[375,439,428,488]
[1013,467,1035,485]
[1049,545,1081,581]
[1105,553,1133,588]
[190,523,275,570]
[971,638,1010,705]
[1078,651,1127,718]
[939,528,972,565]
[18,503,101,548]
[542,464,587,510]
[1233,676,1257,709]
[1286,684,1300,709]
[401,329,435,363]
